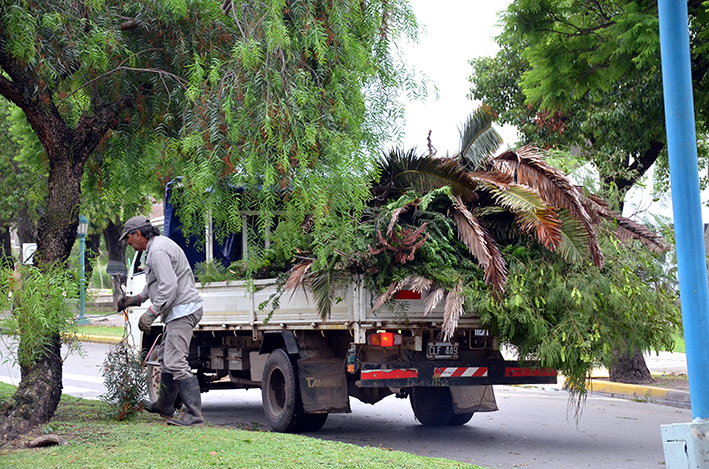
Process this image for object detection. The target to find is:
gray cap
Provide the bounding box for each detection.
[119,216,151,242]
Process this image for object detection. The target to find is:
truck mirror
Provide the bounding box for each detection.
[106,260,128,276]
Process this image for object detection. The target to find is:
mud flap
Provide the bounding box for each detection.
[450,385,498,413]
[297,359,351,413]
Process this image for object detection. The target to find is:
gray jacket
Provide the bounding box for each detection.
[138,235,202,323]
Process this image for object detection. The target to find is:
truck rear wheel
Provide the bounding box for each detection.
[262,349,306,433]
[448,412,474,426]
[300,413,328,432]
[410,387,455,426]
[145,347,182,411]
[145,347,161,402]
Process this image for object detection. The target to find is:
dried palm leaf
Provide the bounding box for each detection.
[424,287,446,316]
[450,196,508,291]
[581,193,666,252]
[468,170,512,189]
[284,261,312,299]
[442,280,464,340]
[495,146,603,268]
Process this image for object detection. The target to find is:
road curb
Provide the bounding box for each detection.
[588,379,691,409]
[77,335,123,345]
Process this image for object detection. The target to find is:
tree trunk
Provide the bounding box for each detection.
[103,218,127,305]
[609,348,653,384]
[1,147,84,437]
[35,157,83,265]
[0,224,13,268]
[0,334,63,439]
[15,208,37,247]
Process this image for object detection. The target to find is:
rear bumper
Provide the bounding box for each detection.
[356,360,557,387]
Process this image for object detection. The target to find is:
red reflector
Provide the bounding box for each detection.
[369,332,403,347]
[361,368,418,380]
[505,367,557,377]
[394,290,421,300]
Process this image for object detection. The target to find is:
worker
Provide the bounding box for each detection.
[117,215,204,427]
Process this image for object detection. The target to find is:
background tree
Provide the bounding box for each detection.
[468,0,709,205]
[170,0,425,270]
[467,0,704,384]
[0,0,236,437]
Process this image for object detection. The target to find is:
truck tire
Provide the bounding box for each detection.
[448,412,474,426]
[300,413,328,432]
[145,347,161,402]
[410,387,455,426]
[262,349,306,433]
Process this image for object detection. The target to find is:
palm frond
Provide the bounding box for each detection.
[387,200,419,237]
[495,146,603,268]
[557,211,590,265]
[424,287,446,316]
[284,261,312,299]
[467,170,512,188]
[450,196,507,291]
[377,149,481,202]
[442,280,464,340]
[310,257,338,320]
[488,184,563,250]
[582,193,666,252]
[401,276,434,294]
[457,106,503,171]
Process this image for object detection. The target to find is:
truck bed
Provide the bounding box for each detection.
[193,278,482,339]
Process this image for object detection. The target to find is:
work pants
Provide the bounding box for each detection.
[158,307,203,381]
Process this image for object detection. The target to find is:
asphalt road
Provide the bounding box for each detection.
[0,341,692,469]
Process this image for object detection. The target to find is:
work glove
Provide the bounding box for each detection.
[117,294,142,312]
[138,308,159,333]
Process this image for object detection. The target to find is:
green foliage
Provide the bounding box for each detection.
[169,0,426,272]
[0,264,80,369]
[194,259,229,284]
[0,100,41,236]
[475,234,679,394]
[99,342,149,421]
[468,0,709,199]
[286,107,679,393]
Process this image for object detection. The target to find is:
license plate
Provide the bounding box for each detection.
[427,342,459,360]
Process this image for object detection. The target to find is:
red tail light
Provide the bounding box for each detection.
[369,332,403,347]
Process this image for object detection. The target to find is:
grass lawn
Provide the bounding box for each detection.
[74,324,126,339]
[0,383,486,469]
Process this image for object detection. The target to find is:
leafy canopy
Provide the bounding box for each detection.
[168,0,426,270]
[468,0,709,201]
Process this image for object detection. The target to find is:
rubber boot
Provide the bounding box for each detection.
[143,372,178,418]
[167,376,204,427]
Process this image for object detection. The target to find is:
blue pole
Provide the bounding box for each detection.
[77,233,89,324]
[658,0,709,420]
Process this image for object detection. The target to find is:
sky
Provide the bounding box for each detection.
[398,1,515,155]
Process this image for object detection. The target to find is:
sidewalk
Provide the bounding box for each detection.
[585,351,691,409]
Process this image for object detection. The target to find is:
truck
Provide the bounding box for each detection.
[123,183,557,433]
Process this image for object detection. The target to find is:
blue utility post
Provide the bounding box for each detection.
[76,214,90,325]
[658,1,709,466]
